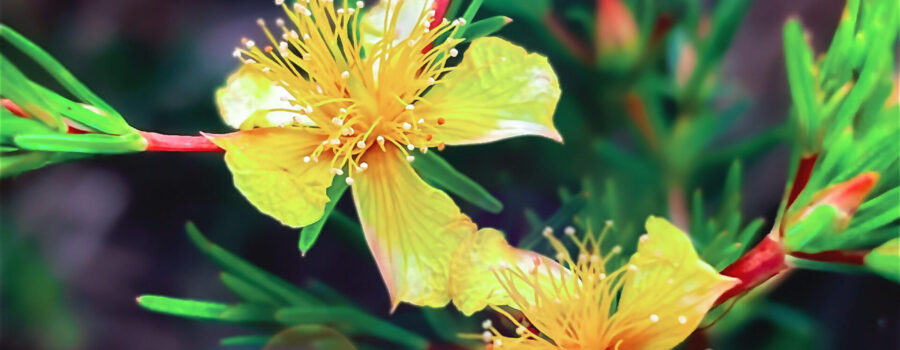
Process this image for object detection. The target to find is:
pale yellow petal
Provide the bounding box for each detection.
[351,147,476,308]
[216,65,314,130]
[612,216,739,350]
[209,128,333,228]
[418,37,562,145]
[360,0,434,54]
[449,228,569,316]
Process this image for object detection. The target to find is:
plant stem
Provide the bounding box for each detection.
[138,131,223,152]
[716,233,789,306]
[785,153,819,209]
[790,249,867,265]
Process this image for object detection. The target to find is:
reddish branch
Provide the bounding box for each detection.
[790,249,868,265]
[138,131,223,152]
[716,233,788,306]
[786,154,819,208]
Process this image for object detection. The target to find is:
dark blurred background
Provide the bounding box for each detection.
[1,0,897,349]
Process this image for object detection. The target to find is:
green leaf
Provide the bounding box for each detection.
[220,335,271,346]
[461,0,484,24]
[136,295,228,320]
[0,52,66,130]
[28,82,130,134]
[483,0,550,23]
[518,195,587,249]
[185,222,318,306]
[13,132,146,154]
[461,16,511,41]
[783,19,819,143]
[219,272,279,305]
[864,238,900,283]
[411,151,503,213]
[0,25,122,119]
[299,176,349,256]
[783,205,840,253]
[219,303,277,322]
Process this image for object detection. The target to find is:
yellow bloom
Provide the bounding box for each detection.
[453,217,738,349]
[209,0,562,308]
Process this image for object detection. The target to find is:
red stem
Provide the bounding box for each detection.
[716,233,789,306]
[785,154,819,209]
[138,131,223,152]
[790,249,868,265]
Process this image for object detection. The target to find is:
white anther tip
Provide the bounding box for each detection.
[650,314,659,323]
[406,155,415,162]
[345,177,354,185]
[481,319,492,329]
[564,226,575,235]
[481,331,492,343]
[542,226,553,237]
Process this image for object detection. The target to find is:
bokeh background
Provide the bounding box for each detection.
[1,0,898,349]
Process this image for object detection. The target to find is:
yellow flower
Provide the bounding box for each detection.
[209,0,562,308]
[452,217,738,349]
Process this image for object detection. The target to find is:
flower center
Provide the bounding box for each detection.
[234,0,463,175]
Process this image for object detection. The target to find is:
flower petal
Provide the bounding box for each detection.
[418,37,562,145]
[360,0,434,54]
[216,65,314,129]
[449,228,569,316]
[612,216,739,349]
[352,147,476,308]
[209,128,333,228]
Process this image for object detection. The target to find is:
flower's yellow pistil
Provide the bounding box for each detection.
[479,219,734,349]
[234,0,462,177]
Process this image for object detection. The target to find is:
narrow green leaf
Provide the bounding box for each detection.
[422,307,478,346]
[461,0,484,24]
[462,16,510,41]
[783,19,819,142]
[0,53,65,130]
[219,303,276,322]
[0,25,122,119]
[1,110,56,143]
[185,222,318,306]
[443,0,465,19]
[411,151,503,213]
[737,218,765,246]
[304,279,355,306]
[29,82,129,134]
[13,132,145,154]
[519,196,587,249]
[220,335,271,346]
[690,189,706,245]
[864,238,900,283]
[787,256,869,275]
[220,272,279,305]
[136,295,228,320]
[783,205,840,253]
[299,176,349,256]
